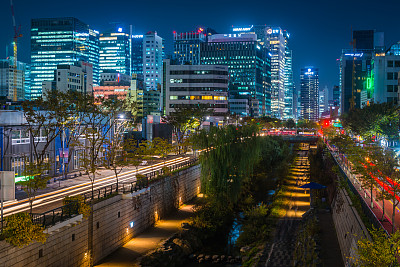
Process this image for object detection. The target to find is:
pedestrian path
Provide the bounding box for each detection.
[332,151,397,233]
[96,204,194,267]
[266,144,310,266]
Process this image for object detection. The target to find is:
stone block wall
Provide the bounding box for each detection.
[0,164,201,267]
[331,187,370,266]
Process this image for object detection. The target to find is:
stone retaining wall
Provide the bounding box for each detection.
[331,184,370,266]
[0,164,201,267]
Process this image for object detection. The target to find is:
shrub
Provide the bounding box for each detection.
[63,195,91,219]
[3,212,47,247]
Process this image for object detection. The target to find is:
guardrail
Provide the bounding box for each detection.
[82,157,199,201]
[24,157,199,228]
[31,201,80,228]
[1,157,199,230]
[330,150,389,234]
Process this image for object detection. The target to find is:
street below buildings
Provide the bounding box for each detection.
[3,156,192,217]
[331,150,398,233]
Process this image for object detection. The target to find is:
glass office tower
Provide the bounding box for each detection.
[300,67,319,121]
[30,17,99,99]
[173,29,206,65]
[99,28,131,75]
[201,33,271,117]
[131,35,144,75]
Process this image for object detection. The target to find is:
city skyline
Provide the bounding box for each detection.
[1,0,399,94]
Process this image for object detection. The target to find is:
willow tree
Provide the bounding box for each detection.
[192,124,261,206]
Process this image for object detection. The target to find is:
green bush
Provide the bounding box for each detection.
[3,212,47,247]
[63,195,91,219]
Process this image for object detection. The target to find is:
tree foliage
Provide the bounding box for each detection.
[63,195,91,219]
[342,102,399,141]
[352,228,400,267]
[3,213,47,247]
[192,124,260,205]
[163,104,209,154]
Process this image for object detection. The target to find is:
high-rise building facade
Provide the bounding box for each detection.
[372,43,400,105]
[131,34,144,75]
[283,46,294,119]
[340,30,384,114]
[300,67,319,121]
[0,58,28,101]
[201,33,270,117]
[42,61,93,95]
[30,17,99,99]
[318,86,329,118]
[266,27,287,118]
[332,85,340,107]
[164,59,228,122]
[99,28,131,75]
[173,29,206,65]
[143,32,163,91]
[253,26,291,118]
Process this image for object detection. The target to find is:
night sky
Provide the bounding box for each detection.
[1,0,399,96]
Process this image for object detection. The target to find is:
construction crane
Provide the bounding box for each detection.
[10,0,22,102]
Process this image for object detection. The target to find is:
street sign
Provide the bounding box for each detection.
[0,171,15,201]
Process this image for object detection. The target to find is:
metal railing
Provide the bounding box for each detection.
[22,157,199,228]
[83,157,199,201]
[31,201,80,228]
[331,151,389,234]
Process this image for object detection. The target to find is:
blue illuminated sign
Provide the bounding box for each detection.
[232,25,253,32]
[344,53,363,57]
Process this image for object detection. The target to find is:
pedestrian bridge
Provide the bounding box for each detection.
[276,135,318,143]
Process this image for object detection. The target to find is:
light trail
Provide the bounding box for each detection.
[3,157,191,216]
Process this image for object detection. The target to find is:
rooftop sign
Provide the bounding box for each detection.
[232,25,253,32]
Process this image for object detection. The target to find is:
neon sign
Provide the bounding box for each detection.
[232,25,253,32]
[305,68,314,75]
[344,53,363,57]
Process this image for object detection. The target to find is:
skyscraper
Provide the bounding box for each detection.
[30,17,99,99]
[99,27,131,75]
[201,33,270,117]
[131,34,144,75]
[143,32,163,91]
[340,29,383,114]
[173,29,206,65]
[283,41,294,119]
[332,85,340,107]
[300,67,319,121]
[318,86,329,118]
[266,27,286,118]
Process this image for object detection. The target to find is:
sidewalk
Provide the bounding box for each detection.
[333,152,397,233]
[15,157,179,201]
[96,204,194,267]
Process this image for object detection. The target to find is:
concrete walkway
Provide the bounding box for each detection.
[96,204,194,267]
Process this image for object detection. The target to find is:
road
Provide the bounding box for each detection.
[2,156,193,217]
[331,150,398,233]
